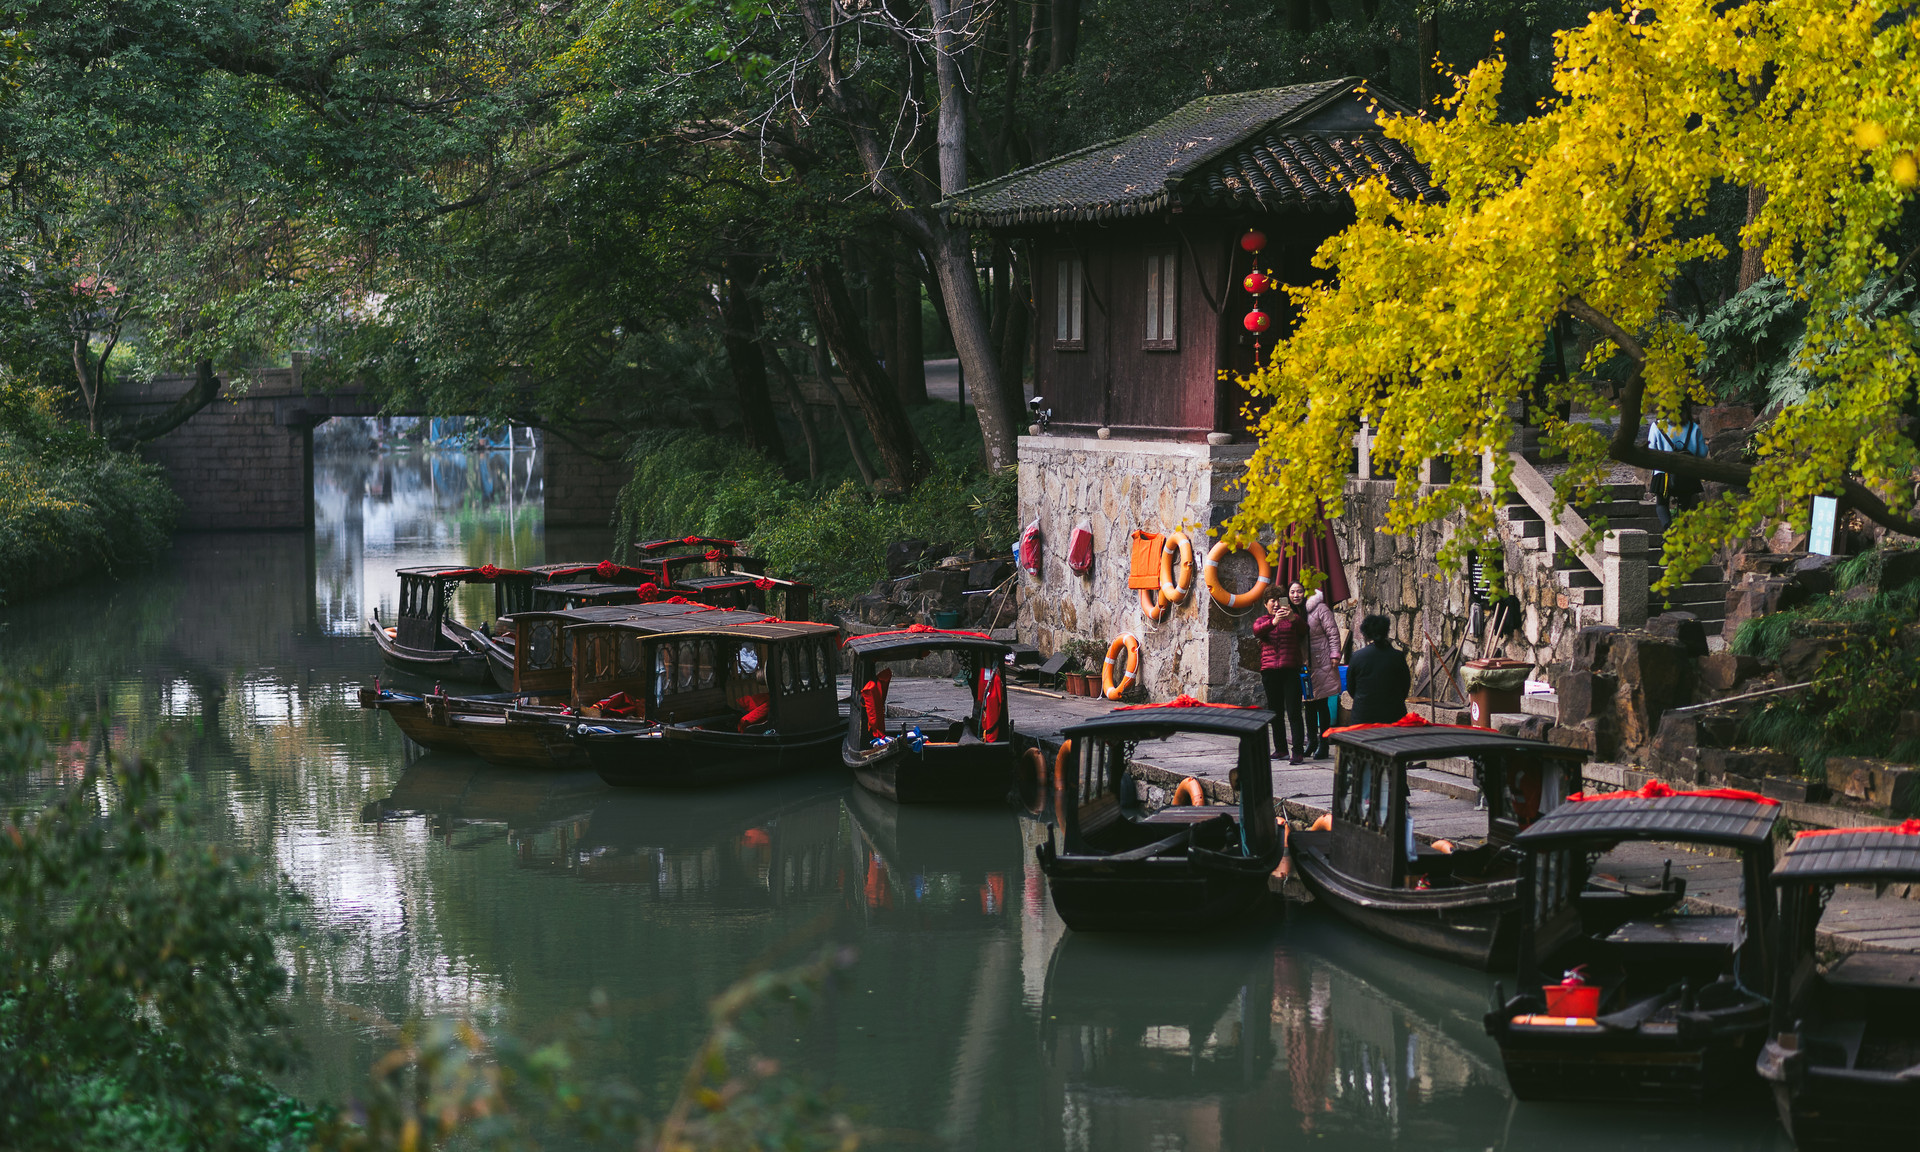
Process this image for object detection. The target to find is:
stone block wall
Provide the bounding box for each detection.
[113,372,311,531]
[545,440,630,529]
[1016,435,1265,703]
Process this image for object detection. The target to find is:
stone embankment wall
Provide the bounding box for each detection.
[1015,435,1266,703]
[109,369,314,531]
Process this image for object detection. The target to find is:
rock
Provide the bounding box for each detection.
[1571,625,1620,673]
[915,568,967,604]
[1825,756,1920,815]
[1646,611,1709,657]
[885,539,933,577]
[1557,670,1617,722]
[1699,651,1767,693]
[1776,635,1843,683]
[1700,404,1756,440]
[1735,552,1798,577]
[1723,576,1809,638]
[1605,633,1693,751]
[1549,724,1595,754]
[1769,522,1810,554]
[966,558,1012,590]
[1789,553,1843,598]
[1897,711,1920,741]
[1758,776,1829,804]
[1879,547,1920,594]
[1700,748,1801,785]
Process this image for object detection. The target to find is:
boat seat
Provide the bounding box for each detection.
[1802,1017,1867,1070]
[1143,806,1232,825]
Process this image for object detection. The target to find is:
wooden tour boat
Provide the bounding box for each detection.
[1486,784,1781,1104]
[1292,721,1587,968]
[480,601,722,693]
[842,628,1016,804]
[1757,822,1920,1148]
[1038,702,1284,933]
[568,611,845,787]
[370,564,540,682]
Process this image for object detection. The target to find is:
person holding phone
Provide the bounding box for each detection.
[1253,584,1311,763]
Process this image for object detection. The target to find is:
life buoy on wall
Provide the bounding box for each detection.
[1139,533,1196,622]
[1171,777,1206,807]
[1101,633,1141,700]
[1203,540,1273,610]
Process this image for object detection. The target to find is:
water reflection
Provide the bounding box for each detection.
[0,449,1799,1150]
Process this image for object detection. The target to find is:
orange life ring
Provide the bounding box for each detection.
[1051,739,1074,811]
[1203,540,1273,610]
[1139,534,1196,622]
[1018,747,1049,815]
[1171,777,1206,806]
[1101,634,1140,700]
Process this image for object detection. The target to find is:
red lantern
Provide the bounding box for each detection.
[1240,230,1267,253]
[1242,270,1270,295]
[1243,309,1271,333]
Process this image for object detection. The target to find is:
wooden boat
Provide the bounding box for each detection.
[842,628,1015,804]
[1290,722,1587,968]
[369,564,540,682]
[480,601,720,693]
[357,683,648,768]
[1757,823,1920,1147]
[1485,785,1781,1104]
[1038,703,1284,932]
[568,612,845,787]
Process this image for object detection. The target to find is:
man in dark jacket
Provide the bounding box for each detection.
[1253,587,1310,763]
[1347,614,1411,725]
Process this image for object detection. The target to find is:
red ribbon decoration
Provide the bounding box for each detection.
[479,563,500,579]
[842,623,994,646]
[596,560,619,579]
[1565,779,1779,806]
[753,577,776,590]
[1115,693,1260,712]
[1323,713,1486,737]
[1795,818,1920,839]
[705,549,725,561]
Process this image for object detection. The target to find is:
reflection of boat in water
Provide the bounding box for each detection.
[364,754,606,829]
[844,786,1023,929]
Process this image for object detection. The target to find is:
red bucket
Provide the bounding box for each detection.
[1542,984,1600,1017]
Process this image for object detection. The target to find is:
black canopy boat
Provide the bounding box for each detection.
[1037,702,1284,932]
[370,564,541,682]
[1291,721,1588,968]
[568,612,845,787]
[1757,821,1920,1148]
[1486,783,1782,1104]
[842,628,1015,804]
[472,561,661,678]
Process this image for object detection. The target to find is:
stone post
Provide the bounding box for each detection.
[1603,530,1649,629]
[1354,421,1372,480]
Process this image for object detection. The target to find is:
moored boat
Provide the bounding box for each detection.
[1485,783,1781,1104]
[369,564,541,682]
[842,628,1015,804]
[1291,719,1586,968]
[1757,822,1920,1147]
[568,612,845,787]
[1037,701,1284,933]
[357,684,646,768]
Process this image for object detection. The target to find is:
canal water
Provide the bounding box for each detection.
[0,446,1791,1151]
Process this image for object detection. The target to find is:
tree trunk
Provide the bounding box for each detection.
[930,0,972,196]
[894,240,929,406]
[764,343,821,482]
[1049,0,1079,71]
[722,256,789,469]
[806,336,879,489]
[1738,185,1769,291]
[807,261,927,491]
[1418,12,1442,111]
[71,337,101,436]
[927,225,1021,469]
[867,241,899,399]
[106,358,221,450]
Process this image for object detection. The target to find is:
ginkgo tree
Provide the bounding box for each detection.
[1228,0,1920,592]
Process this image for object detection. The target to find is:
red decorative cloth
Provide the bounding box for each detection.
[1795,818,1920,839]
[596,560,618,578]
[593,692,640,717]
[842,623,993,646]
[1115,694,1261,711]
[479,563,500,579]
[1565,779,1779,806]
[977,667,1006,743]
[663,595,695,604]
[705,549,725,561]
[1322,713,1483,736]
[736,695,771,733]
[683,536,703,544]
[861,669,893,739]
[636,582,660,600]
[754,577,776,590]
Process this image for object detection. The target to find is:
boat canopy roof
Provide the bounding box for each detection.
[1064,705,1274,741]
[633,536,737,553]
[541,582,649,596]
[502,604,694,625]
[595,612,835,641]
[1773,825,1920,886]
[1328,724,1587,765]
[397,565,538,581]
[1515,791,1780,851]
[845,628,1009,658]
[528,561,652,582]
[675,575,764,591]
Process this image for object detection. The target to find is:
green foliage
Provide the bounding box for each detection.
[0,681,307,1151]
[1731,547,1920,783]
[0,385,179,606]
[613,427,1016,605]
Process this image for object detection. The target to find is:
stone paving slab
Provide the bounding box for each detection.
[863,676,1920,954]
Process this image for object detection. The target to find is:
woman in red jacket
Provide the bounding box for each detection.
[1253,584,1310,764]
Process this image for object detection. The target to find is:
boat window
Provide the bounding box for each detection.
[782,647,797,694]
[814,639,831,687]
[655,645,674,704]
[591,633,617,681]
[618,631,645,675]
[527,620,555,668]
[1362,762,1387,832]
[736,645,761,675]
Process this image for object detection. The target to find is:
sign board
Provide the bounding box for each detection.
[1809,496,1838,556]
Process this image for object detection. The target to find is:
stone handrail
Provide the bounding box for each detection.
[1507,451,1604,581]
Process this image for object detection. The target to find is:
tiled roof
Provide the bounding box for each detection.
[942,78,1432,227]
[1516,793,1781,851]
[1774,828,1920,885]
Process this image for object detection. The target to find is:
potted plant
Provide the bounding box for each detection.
[1062,639,1105,696]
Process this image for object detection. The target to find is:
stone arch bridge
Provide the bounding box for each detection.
[104,364,627,531]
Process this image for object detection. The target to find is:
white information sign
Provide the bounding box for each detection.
[1809,495,1838,556]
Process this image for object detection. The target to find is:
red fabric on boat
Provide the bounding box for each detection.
[1114,693,1260,711]
[977,667,1006,742]
[754,577,776,590]
[861,670,893,739]
[1565,779,1779,806]
[842,623,993,646]
[594,692,640,717]
[1323,713,1483,736]
[1795,818,1920,839]
[736,694,771,732]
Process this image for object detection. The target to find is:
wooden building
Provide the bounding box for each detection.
[944,78,1430,700]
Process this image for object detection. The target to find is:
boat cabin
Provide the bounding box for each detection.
[528,561,655,585]
[570,611,841,733]
[1759,824,1920,1144]
[502,602,718,697]
[1328,726,1584,891]
[393,565,540,651]
[532,582,651,610]
[844,630,1012,748]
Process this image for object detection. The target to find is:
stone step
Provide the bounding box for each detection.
[1554,566,1602,587]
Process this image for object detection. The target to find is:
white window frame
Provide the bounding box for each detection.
[1144,249,1178,350]
[1054,254,1085,350]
